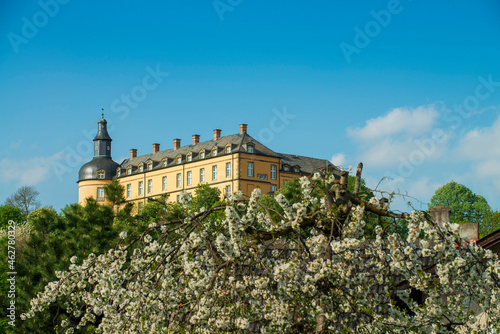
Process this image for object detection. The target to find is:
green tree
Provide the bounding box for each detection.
[0,199,119,333]
[5,186,41,216]
[429,181,492,235]
[189,184,222,214]
[104,179,126,210]
[0,205,24,229]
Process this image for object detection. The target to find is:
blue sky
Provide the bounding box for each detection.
[1,0,500,213]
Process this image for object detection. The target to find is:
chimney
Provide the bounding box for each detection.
[192,134,200,145]
[429,206,451,227]
[130,149,137,159]
[240,124,248,134]
[213,129,221,141]
[152,143,160,154]
[173,138,181,150]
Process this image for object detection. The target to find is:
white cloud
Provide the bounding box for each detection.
[331,153,347,168]
[0,151,65,186]
[456,115,500,161]
[347,105,439,141]
[347,105,447,167]
[453,114,500,195]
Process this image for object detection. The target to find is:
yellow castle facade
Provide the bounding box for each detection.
[78,116,337,211]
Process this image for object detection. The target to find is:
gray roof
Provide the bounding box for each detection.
[78,157,119,182]
[94,118,112,141]
[119,133,281,171]
[279,153,339,175]
[117,132,338,177]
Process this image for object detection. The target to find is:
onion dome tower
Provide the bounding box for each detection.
[77,113,119,204]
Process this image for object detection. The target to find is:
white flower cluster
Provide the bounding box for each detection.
[21,177,500,333]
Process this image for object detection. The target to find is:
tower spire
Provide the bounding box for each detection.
[93,112,112,158]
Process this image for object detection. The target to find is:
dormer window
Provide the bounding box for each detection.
[294,167,300,173]
[176,155,182,164]
[225,145,231,154]
[97,171,105,179]
[247,144,254,154]
[200,150,205,159]
[187,153,192,162]
[127,167,132,175]
[212,147,218,157]
[163,159,168,167]
[117,169,121,177]
[283,165,290,172]
[148,162,153,171]
[139,164,144,172]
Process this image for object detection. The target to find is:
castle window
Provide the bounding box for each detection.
[247,144,254,153]
[187,171,192,185]
[117,169,121,177]
[97,187,105,198]
[294,167,300,173]
[226,185,231,195]
[226,162,231,177]
[148,163,153,171]
[127,184,131,198]
[176,156,182,164]
[271,165,277,180]
[162,176,167,191]
[271,185,277,192]
[212,165,217,180]
[139,164,144,172]
[148,179,153,194]
[248,162,254,177]
[225,145,231,154]
[200,150,205,159]
[97,171,105,179]
[163,160,167,167]
[138,181,143,195]
[187,153,192,162]
[200,168,205,182]
[127,167,132,175]
[138,202,143,213]
[176,173,181,188]
[283,165,290,172]
[212,148,218,157]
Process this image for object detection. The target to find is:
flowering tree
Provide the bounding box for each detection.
[22,167,500,333]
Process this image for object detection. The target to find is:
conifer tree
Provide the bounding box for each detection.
[0,200,119,333]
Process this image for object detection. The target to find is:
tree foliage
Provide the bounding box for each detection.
[5,186,41,216]
[104,179,126,209]
[20,169,500,333]
[429,181,493,235]
[0,199,120,333]
[0,205,24,229]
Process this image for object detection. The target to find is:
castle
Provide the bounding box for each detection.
[78,115,338,211]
